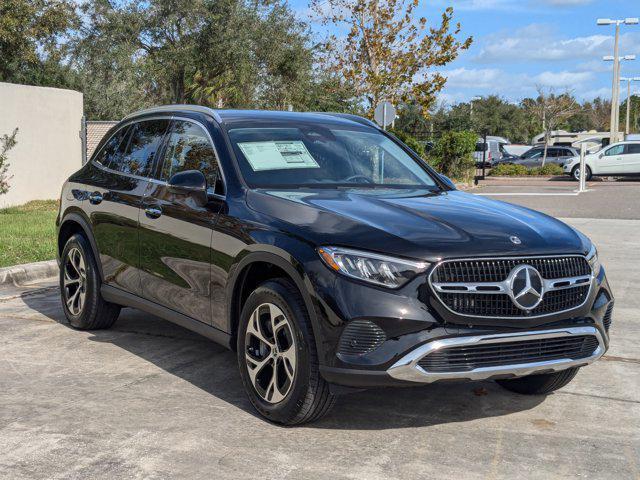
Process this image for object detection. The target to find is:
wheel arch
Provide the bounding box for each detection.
[58,211,103,280]
[226,249,318,351]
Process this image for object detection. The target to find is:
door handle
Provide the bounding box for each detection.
[145,207,162,219]
[89,192,103,204]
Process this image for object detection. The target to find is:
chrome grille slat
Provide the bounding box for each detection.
[429,256,592,318]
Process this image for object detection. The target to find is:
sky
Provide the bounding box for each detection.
[293,0,639,106]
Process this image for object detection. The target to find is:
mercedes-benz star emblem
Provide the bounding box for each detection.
[508,265,544,311]
[510,236,522,245]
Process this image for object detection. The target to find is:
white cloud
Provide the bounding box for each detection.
[439,66,599,102]
[475,24,639,63]
[541,0,593,5]
[533,70,594,88]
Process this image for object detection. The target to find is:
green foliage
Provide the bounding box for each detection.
[430,130,476,182]
[489,164,529,176]
[489,163,564,176]
[0,199,58,267]
[0,0,78,85]
[620,95,640,133]
[0,129,18,196]
[532,163,564,176]
[388,129,426,158]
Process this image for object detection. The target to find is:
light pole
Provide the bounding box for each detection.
[620,77,640,135]
[603,54,636,139]
[597,18,639,141]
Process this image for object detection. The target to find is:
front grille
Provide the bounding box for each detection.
[432,256,590,283]
[337,320,386,357]
[439,285,590,317]
[430,256,592,318]
[418,335,599,373]
[603,304,614,331]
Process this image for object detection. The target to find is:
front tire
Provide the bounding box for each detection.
[496,367,579,395]
[237,278,335,425]
[60,233,120,330]
[571,165,592,181]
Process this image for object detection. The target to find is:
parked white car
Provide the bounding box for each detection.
[563,141,640,181]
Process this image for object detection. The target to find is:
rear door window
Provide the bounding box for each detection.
[95,126,130,169]
[116,119,169,177]
[627,143,640,154]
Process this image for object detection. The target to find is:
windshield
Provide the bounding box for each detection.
[227,124,438,189]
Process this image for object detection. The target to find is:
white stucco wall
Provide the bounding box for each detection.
[0,82,83,208]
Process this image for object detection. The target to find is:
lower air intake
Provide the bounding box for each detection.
[418,335,599,373]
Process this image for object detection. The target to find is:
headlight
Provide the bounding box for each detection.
[586,244,600,276]
[317,247,429,288]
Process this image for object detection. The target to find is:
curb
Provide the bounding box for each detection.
[0,260,58,287]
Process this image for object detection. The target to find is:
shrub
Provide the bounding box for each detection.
[429,130,476,183]
[535,163,564,176]
[490,162,564,176]
[489,163,529,176]
[0,128,18,195]
[388,128,426,158]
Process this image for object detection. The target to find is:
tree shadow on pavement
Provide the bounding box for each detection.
[22,289,545,430]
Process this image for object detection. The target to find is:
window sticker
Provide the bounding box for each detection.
[238,141,320,171]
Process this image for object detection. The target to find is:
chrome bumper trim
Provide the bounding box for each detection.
[386,326,605,383]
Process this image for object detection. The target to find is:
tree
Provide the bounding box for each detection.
[0,0,78,85]
[0,129,18,196]
[524,88,579,166]
[311,1,472,115]
[619,95,640,133]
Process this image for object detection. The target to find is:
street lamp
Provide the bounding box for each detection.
[597,18,639,141]
[620,77,640,135]
[603,54,636,137]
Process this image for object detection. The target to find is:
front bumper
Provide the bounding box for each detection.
[316,266,613,389]
[386,325,604,383]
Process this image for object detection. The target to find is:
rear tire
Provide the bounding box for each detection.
[60,233,120,330]
[496,367,579,395]
[571,165,592,182]
[237,278,336,425]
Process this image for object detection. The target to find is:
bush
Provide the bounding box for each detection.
[429,130,476,183]
[0,128,18,195]
[489,162,564,176]
[535,163,564,176]
[489,163,529,176]
[388,128,426,158]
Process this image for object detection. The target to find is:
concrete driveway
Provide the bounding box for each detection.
[1,206,639,478]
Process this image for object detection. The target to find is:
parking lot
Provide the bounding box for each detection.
[1,180,639,480]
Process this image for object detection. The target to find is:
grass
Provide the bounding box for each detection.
[0,200,58,268]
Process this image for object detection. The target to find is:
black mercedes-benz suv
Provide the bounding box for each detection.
[57,106,613,424]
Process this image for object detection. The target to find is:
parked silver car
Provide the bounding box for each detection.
[499,146,579,168]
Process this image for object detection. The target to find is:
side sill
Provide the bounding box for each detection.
[101,285,233,349]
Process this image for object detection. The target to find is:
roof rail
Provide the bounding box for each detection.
[122,104,223,123]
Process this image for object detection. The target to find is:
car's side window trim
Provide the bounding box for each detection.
[91,115,226,198]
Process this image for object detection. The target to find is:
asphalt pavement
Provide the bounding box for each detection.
[1,185,639,479]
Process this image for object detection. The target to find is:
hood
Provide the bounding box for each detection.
[246,188,589,261]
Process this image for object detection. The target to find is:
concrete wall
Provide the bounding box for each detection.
[0,82,83,208]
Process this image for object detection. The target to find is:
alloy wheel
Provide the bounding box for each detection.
[63,247,87,315]
[245,303,297,404]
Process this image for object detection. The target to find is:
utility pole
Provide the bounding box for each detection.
[598,17,639,141]
[603,54,636,138]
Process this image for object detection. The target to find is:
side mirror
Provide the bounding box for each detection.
[599,153,604,159]
[168,170,207,206]
[439,174,456,190]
